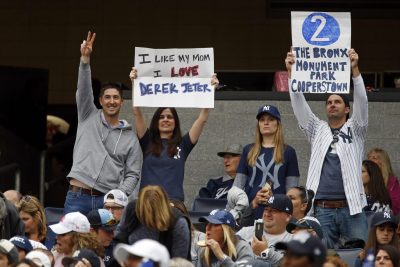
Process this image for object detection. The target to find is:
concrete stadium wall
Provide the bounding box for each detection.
[120,100,400,207]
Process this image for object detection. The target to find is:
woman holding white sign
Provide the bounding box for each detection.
[130,68,218,201]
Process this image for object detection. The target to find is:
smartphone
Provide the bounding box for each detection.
[255,219,264,241]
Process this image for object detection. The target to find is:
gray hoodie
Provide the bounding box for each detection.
[67,61,142,195]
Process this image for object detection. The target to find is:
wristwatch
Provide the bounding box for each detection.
[219,254,228,263]
[261,248,269,259]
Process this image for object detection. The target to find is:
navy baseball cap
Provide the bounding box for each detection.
[87,209,117,232]
[199,209,236,229]
[256,105,281,121]
[9,236,33,253]
[286,217,324,239]
[370,211,397,229]
[62,249,101,267]
[276,231,326,266]
[260,194,293,215]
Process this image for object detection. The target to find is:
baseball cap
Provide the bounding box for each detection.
[199,209,236,229]
[0,239,19,265]
[9,236,33,253]
[104,189,128,207]
[114,239,170,267]
[260,194,293,215]
[62,249,101,267]
[26,250,52,267]
[49,212,90,234]
[217,144,243,157]
[87,209,117,231]
[286,217,324,239]
[29,240,48,250]
[256,105,281,121]
[370,211,397,229]
[276,231,326,266]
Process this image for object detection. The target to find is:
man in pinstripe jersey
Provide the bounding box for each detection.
[285,48,368,248]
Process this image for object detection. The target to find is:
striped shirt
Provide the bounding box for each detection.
[289,75,368,215]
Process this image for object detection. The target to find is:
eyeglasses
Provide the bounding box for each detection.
[21,195,33,202]
[104,205,123,211]
[159,114,174,120]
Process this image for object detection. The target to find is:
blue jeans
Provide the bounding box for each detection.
[63,190,105,216]
[315,206,368,249]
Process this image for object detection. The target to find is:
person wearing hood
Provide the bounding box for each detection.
[64,31,142,215]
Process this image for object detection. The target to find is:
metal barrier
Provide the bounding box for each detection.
[0,163,21,191]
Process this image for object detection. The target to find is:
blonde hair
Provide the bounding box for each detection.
[368,148,395,184]
[17,195,47,241]
[248,120,285,166]
[202,225,237,267]
[136,185,173,231]
[170,257,194,267]
[70,232,105,257]
[324,256,350,267]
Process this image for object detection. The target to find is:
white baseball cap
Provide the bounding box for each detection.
[113,239,170,267]
[26,251,52,267]
[49,212,90,234]
[104,189,128,207]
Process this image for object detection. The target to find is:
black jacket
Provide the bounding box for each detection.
[0,192,25,239]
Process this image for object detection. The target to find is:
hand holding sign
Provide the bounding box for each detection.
[348,48,360,77]
[285,50,296,79]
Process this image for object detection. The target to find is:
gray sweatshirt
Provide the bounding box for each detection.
[67,61,142,195]
[195,239,254,267]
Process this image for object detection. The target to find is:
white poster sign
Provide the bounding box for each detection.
[291,11,351,93]
[133,47,214,108]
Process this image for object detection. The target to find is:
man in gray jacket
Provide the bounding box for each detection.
[64,31,142,215]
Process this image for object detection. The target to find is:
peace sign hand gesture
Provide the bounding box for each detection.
[80,31,96,63]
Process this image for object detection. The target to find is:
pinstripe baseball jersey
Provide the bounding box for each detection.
[289,75,368,215]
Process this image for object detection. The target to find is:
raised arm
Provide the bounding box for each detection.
[349,48,368,127]
[188,74,219,144]
[76,31,97,121]
[285,50,319,139]
[129,67,148,138]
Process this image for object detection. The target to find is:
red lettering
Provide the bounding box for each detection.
[170,65,200,77]
[170,67,178,77]
[192,65,199,76]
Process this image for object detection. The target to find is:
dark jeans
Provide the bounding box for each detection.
[63,189,104,215]
[315,206,368,249]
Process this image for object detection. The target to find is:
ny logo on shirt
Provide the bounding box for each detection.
[338,127,353,144]
[248,153,282,190]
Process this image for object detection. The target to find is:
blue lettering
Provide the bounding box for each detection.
[182,83,193,93]
[140,83,148,96]
[170,83,178,94]
[154,84,162,94]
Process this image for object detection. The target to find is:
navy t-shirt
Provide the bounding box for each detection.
[237,144,300,203]
[316,145,346,200]
[139,130,195,201]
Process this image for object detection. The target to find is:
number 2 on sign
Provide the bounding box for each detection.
[310,15,329,42]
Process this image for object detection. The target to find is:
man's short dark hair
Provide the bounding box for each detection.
[326,93,351,120]
[100,82,127,98]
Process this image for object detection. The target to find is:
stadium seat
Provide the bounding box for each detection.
[334,248,363,266]
[191,197,227,213]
